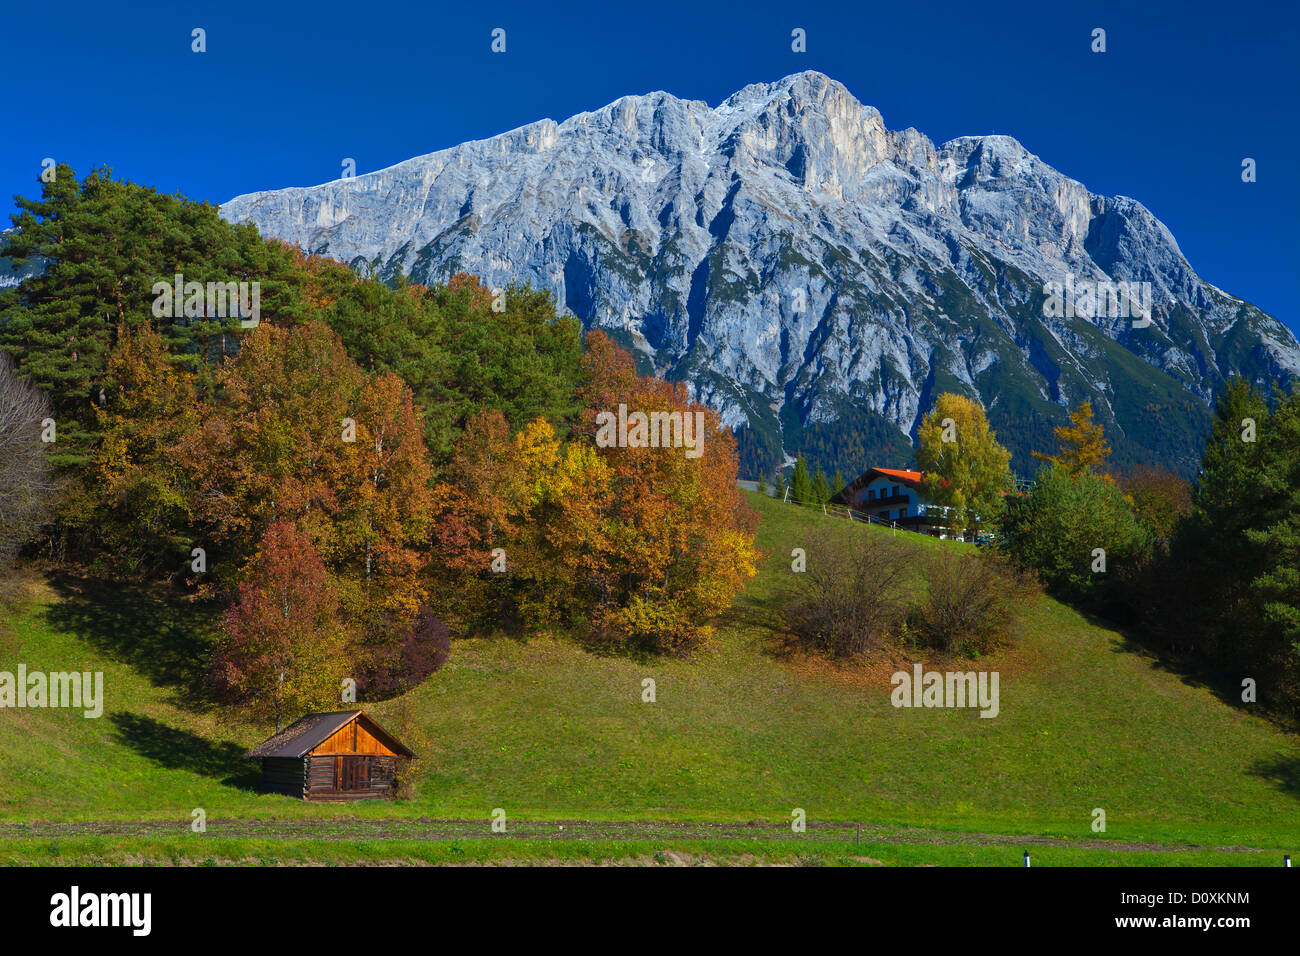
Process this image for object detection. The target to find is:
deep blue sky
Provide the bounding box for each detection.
[4,0,1296,332]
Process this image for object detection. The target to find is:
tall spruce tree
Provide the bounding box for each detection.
[0,165,305,472]
[812,467,830,506]
[1171,379,1272,661]
[1243,388,1300,710]
[790,454,813,505]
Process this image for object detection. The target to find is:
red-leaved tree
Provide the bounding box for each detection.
[213,519,348,731]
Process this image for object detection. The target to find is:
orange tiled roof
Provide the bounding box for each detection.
[870,467,923,484]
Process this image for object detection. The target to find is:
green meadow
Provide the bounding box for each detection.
[1,492,1296,864]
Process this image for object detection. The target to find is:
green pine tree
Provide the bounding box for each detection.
[812,467,830,506]
[1172,379,1271,657]
[0,165,306,471]
[790,454,813,505]
[1243,388,1300,711]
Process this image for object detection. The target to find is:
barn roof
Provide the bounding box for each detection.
[247,710,415,759]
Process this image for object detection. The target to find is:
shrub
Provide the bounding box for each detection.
[1117,465,1192,546]
[908,550,1038,655]
[357,605,452,698]
[998,463,1151,609]
[379,695,433,801]
[780,528,909,658]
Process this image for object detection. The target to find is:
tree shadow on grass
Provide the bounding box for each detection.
[724,588,785,630]
[111,713,260,792]
[1246,755,1300,801]
[1105,619,1274,711]
[42,572,220,711]
[721,585,811,662]
[1081,608,1300,737]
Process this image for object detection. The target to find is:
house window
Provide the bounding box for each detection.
[867,489,875,500]
[898,508,906,519]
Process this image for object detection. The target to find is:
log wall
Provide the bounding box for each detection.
[259,757,307,797]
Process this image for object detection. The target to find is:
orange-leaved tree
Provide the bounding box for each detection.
[184,321,435,690]
[426,331,760,654]
[181,320,366,555]
[574,331,759,654]
[334,370,435,680]
[427,409,530,624]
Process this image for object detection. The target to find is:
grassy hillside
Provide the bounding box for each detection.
[1,492,1297,864]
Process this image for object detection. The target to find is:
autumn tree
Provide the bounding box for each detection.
[427,409,531,625]
[502,417,612,628]
[182,321,363,555]
[345,371,434,594]
[95,324,198,573]
[338,371,436,680]
[359,605,451,698]
[428,410,612,632]
[213,520,348,731]
[1117,465,1192,545]
[573,331,759,653]
[184,321,430,567]
[432,331,758,654]
[1033,399,1111,477]
[185,321,435,687]
[916,393,1012,534]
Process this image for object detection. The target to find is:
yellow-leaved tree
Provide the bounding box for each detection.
[96,323,199,571]
[1032,399,1112,477]
[575,332,760,654]
[426,333,760,655]
[915,393,1012,536]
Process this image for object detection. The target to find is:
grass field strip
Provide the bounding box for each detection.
[0,818,1273,853]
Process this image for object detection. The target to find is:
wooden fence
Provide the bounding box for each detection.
[743,483,954,541]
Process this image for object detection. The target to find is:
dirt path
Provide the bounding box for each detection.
[0,818,1271,854]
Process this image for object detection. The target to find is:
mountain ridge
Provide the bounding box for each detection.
[221,71,1300,478]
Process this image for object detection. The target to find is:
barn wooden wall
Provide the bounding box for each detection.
[306,755,400,800]
[309,720,399,756]
[258,716,407,800]
[259,757,307,797]
[307,754,338,794]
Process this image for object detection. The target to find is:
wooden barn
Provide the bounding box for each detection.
[247,710,415,800]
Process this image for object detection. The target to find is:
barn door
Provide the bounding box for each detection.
[338,756,371,791]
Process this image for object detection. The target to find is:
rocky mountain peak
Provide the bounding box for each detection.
[220,73,1300,479]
